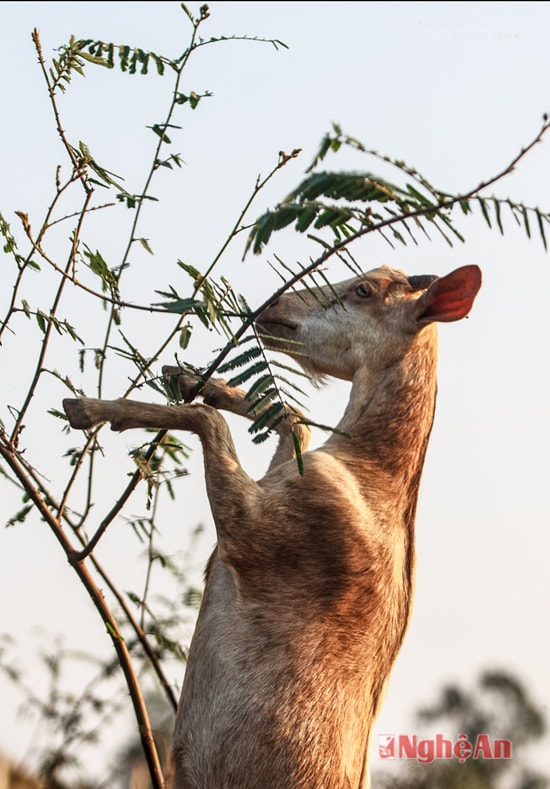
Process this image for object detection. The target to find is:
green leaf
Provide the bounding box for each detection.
[120,44,130,71]
[479,198,492,228]
[218,345,262,374]
[405,183,434,206]
[79,51,112,68]
[245,374,275,402]
[313,206,354,230]
[137,48,149,75]
[390,228,406,245]
[82,245,120,300]
[493,198,504,235]
[247,389,286,416]
[36,311,46,333]
[126,590,142,606]
[227,360,268,387]
[152,54,165,75]
[308,133,333,171]
[251,430,273,444]
[150,124,171,143]
[287,172,406,205]
[179,325,192,349]
[270,359,311,380]
[177,260,202,281]
[249,401,284,432]
[508,200,522,226]
[535,208,548,250]
[137,237,154,255]
[5,504,33,528]
[147,123,181,144]
[246,388,279,415]
[294,204,319,233]
[522,204,531,238]
[152,296,205,313]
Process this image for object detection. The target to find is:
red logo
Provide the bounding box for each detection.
[377,733,512,764]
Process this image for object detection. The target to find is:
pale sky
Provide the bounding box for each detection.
[1,1,549,783]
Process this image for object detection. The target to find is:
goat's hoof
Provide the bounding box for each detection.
[63,398,93,430]
[162,365,201,400]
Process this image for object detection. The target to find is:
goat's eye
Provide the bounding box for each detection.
[356,283,372,298]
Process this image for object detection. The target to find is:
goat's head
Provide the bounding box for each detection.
[255,264,482,381]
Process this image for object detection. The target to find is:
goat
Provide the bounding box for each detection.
[63,263,482,788]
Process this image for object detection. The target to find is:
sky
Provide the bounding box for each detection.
[1,1,549,783]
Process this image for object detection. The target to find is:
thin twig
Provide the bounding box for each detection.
[0,433,165,788]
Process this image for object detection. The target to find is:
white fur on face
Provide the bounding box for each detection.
[257,268,427,381]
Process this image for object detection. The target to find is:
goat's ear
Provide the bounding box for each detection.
[414,265,482,324]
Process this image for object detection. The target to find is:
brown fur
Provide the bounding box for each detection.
[63,264,481,788]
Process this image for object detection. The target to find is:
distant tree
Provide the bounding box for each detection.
[374,669,548,789]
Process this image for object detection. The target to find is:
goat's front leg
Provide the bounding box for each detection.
[162,365,311,470]
[63,397,260,562]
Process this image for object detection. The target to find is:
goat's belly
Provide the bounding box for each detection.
[169,567,387,788]
[172,655,372,789]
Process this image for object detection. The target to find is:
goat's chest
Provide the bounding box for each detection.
[240,450,407,599]
[198,447,413,679]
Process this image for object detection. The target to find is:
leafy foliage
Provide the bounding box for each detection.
[246,122,550,257]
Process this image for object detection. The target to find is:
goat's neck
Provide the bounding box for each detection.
[326,333,438,504]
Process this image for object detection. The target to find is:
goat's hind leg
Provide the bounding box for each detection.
[162,365,311,469]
